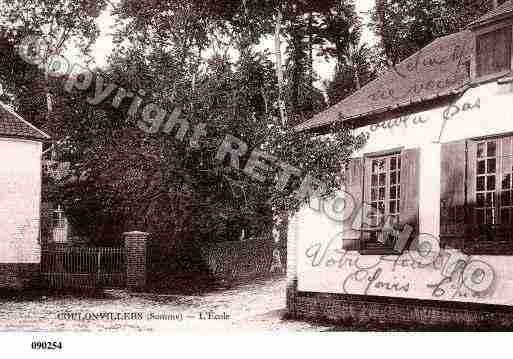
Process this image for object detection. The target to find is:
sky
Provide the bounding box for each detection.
[84,0,377,89]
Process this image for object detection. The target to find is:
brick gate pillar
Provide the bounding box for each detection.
[124,231,149,292]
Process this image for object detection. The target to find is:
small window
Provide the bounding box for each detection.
[476,26,512,78]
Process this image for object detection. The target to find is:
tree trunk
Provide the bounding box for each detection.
[376,0,394,68]
[290,16,306,127]
[351,46,361,90]
[308,12,313,91]
[274,8,287,126]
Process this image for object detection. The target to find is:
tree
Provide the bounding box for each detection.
[324,43,375,105]
[0,0,107,131]
[370,0,493,65]
[2,1,367,254]
[319,1,375,104]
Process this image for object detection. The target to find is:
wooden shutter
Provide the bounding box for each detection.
[342,158,363,243]
[440,140,467,247]
[399,148,420,247]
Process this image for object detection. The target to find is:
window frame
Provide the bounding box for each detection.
[468,134,513,246]
[360,148,404,255]
[474,23,513,82]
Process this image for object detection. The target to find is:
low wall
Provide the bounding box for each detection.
[200,238,280,282]
[287,281,513,329]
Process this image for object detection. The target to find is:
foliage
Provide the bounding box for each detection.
[0,0,367,244]
[370,0,493,65]
[0,0,106,129]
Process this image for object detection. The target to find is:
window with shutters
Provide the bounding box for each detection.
[358,149,419,254]
[441,136,513,253]
[476,26,512,78]
[470,136,513,246]
[368,154,401,229]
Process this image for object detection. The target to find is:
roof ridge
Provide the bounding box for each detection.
[328,30,470,110]
[296,30,473,132]
[469,0,513,28]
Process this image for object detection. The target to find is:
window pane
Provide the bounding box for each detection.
[477,193,485,207]
[503,173,511,189]
[397,186,400,199]
[478,160,486,175]
[372,161,379,173]
[502,191,511,206]
[502,208,511,225]
[504,156,512,175]
[486,192,495,206]
[379,187,385,200]
[487,141,497,157]
[503,138,511,156]
[477,176,486,191]
[379,173,386,186]
[487,175,496,191]
[487,158,496,173]
[390,171,397,185]
[378,202,385,213]
[372,174,378,186]
[477,143,486,158]
[486,209,494,224]
[378,160,385,171]
[390,186,396,199]
[389,201,396,214]
[371,188,377,201]
[390,157,397,170]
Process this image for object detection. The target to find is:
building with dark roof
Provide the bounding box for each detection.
[0,102,50,289]
[287,1,513,328]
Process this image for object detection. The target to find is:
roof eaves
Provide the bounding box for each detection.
[0,102,51,141]
[469,1,513,28]
[295,85,470,133]
[469,13,513,29]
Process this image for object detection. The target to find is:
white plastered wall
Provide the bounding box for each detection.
[292,81,513,305]
[0,138,42,263]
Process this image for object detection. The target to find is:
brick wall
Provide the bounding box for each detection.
[124,231,149,292]
[287,285,513,329]
[199,237,279,282]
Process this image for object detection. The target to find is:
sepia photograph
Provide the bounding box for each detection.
[1,0,513,355]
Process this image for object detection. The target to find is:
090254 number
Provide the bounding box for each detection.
[31,342,63,350]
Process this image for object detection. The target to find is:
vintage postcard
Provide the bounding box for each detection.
[1,0,513,355]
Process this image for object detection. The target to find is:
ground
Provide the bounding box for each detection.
[0,277,332,333]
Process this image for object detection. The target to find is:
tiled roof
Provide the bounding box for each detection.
[469,0,513,28]
[0,102,50,141]
[295,30,473,132]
